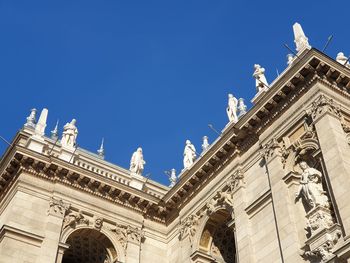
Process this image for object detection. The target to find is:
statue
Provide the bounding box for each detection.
[24,108,37,128]
[183,140,196,169]
[130,147,146,176]
[287,54,294,65]
[168,169,177,187]
[226,94,238,123]
[61,119,78,148]
[295,162,330,209]
[201,136,210,152]
[253,64,269,92]
[336,52,350,67]
[238,98,247,117]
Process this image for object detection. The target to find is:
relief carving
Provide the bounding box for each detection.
[63,209,89,229]
[94,216,104,230]
[110,222,145,252]
[179,213,202,245]
[47,197,70,218]
[261,138,282,162]
[307,94,342,121]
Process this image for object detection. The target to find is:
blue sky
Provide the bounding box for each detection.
[0,1,349,186]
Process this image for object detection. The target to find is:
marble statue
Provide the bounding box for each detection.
[336,52,350,67]
[168,169,177,187]
[130,147,146,176]
[183,140,196,169]
[287,54,294,65]
[253,64,269,92]
[34,108,48,137]
[226,94,239,123]
[238,98,247,117]
[61,119,78,148]
[202,136,210,152]
[295,161,329,209]
[293,22,311,52]
[24,108,37,128]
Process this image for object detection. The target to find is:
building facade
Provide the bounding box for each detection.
[1,24,350,263]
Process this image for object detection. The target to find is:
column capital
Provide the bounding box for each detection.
[307,94,342,122]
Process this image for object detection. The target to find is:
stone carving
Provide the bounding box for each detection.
[24,108,37,128]
[47,197,70,217]
[295,161,330,210]
[307,95,342,121]
[183,140,196,169]
[111,223,145,251]
[94,216,104,230]
[253,64,269,92]
[227,169,245,192]
[61,119,78,148]
[336,52,350,68]
[34,108,48,137]
[306,207,333,235]
[179,214,202,245]
[237,98,247,117]
[304,230,341,262]
[287,54,294,65]
[293,22,311,52]
[226,94,239,123]
[261,138,281,161]
[63,209,89,229]
[130,147,145,176]
[168,168,177,187]
[201,136,210,152]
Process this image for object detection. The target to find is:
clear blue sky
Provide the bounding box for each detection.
[0,1,348,186]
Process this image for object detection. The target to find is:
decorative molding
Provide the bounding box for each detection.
[261,138,282,162]
[110,222,145,253]
[47,197,70,218]
[307,94,342,121]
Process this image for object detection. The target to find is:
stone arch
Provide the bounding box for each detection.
[192,205,236,263]
[60,226,125,263]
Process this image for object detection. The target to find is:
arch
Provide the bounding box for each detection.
[60,226,125,263]
[193,208,237,263]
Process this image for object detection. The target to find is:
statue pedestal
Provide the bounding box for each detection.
[130,173,146,190]
[27,135,46,154]
[251,88,268,104]
[59,146,76,163]
[303,205,342,262]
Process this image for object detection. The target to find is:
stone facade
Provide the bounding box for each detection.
[2,42,350,263]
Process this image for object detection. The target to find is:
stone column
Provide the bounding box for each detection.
[126,241,140,263]
[40,197,69,263]
[262,139,303,262]
[310,95,350,237]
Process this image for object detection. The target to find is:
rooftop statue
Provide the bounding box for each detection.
[253,64,269,92]
[130,147,146,176]
[295,161,330,209]
[287,54,294,65]
[168,169,177,187]
[293,22,311,52]
[201,136,210,152]
[61,119,78,148]
[336,52,350,68]
[238,98,247,117]
[183,140,196,169]
[226,94,239,123]
[24,108,37,128]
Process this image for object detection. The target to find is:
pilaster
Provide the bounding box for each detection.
[262,139,303,262]
[311,95,350,237]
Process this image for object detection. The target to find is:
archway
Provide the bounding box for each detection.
[198,209,236,263]
[62,228,118,263]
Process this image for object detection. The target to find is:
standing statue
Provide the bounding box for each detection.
[253,64,269,92]
[226,94,239,123]
[336,52,350,67]
[183,140,196,169]
[238,98,247,117]
[130,147,146,176]
[61,119,78,148]
[168,168,177,187]
[295,161,330,209]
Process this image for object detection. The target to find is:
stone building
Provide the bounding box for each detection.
[1,23,350,263]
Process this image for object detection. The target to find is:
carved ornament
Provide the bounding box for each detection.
[47,197,70,218]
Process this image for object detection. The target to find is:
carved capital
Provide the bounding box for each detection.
[110,223,145,253]
[47,197,70,218]
[227,169,245,193]
[261,138,282,162]
[307,95,342,121]
[179,213,202,246]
